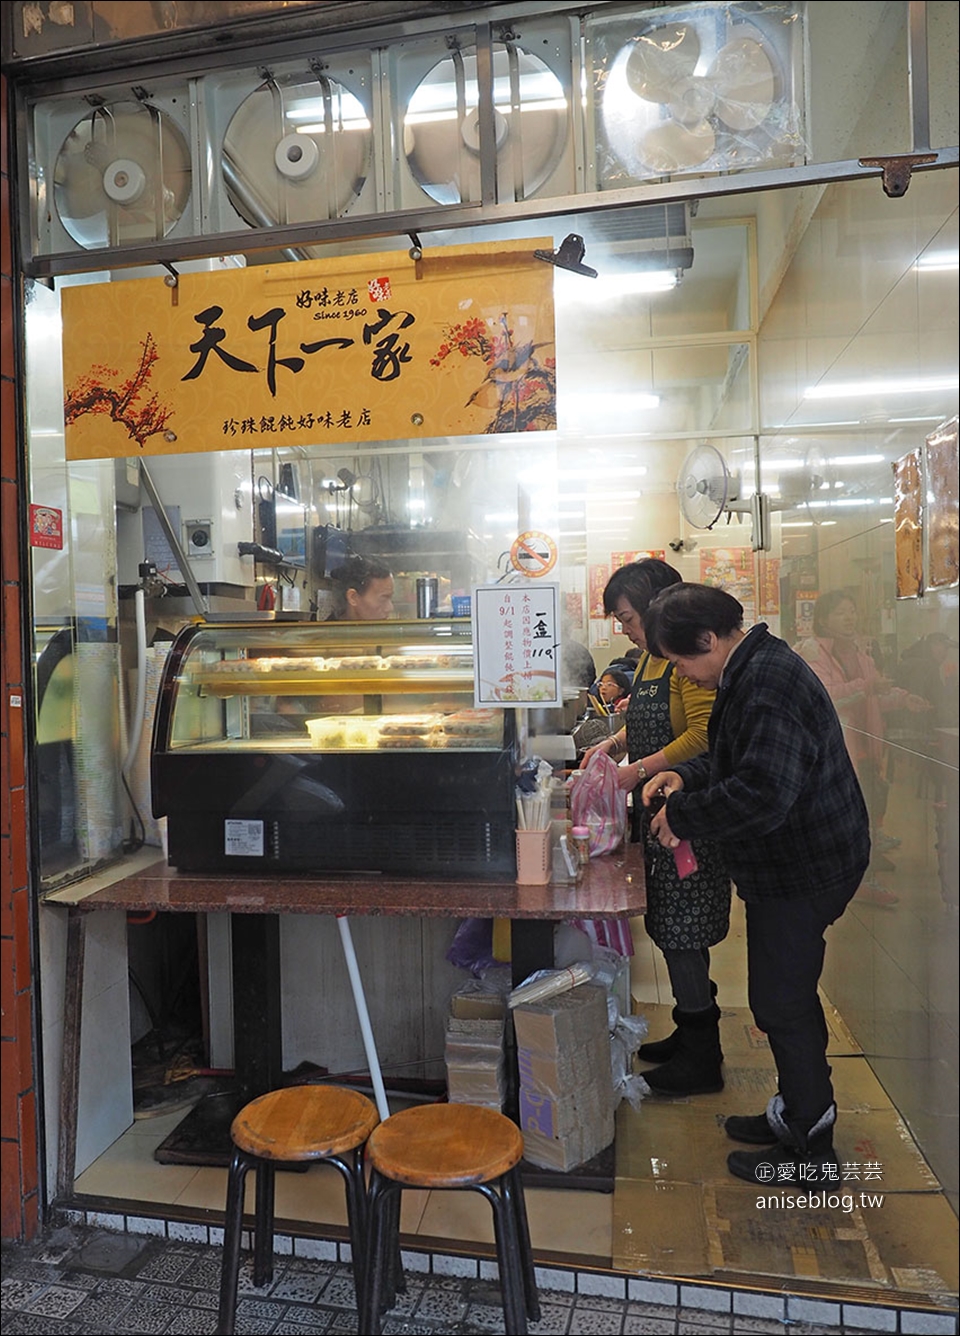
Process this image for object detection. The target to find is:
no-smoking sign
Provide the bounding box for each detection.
[510,530,558,577]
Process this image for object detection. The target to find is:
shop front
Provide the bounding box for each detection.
[1,0,957,1308]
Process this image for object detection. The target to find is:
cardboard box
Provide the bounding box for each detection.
[513,984,609,1056]
[513,984,614,1172]
[450,987,508,1021]
[444,1013,506,1110]
[444,1016,505,1065]
[446,1063,506,1109]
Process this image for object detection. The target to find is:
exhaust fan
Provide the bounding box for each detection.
[220,67,375,229]
[589,2,803,183]
[389,18,577,209]
[50,97,193,251]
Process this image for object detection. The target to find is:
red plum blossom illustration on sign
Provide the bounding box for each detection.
[430,313,556,433]
[64,333,174,449]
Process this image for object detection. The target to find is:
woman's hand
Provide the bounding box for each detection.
[582,732,625,767]
[617,761,644,792]
[641,771,684,806]
[646,773,683,847]
[580,739,611,767]
[642,772,684,848]
[905,693,933,712]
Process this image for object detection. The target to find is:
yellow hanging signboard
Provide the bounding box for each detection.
[61,239,557,461]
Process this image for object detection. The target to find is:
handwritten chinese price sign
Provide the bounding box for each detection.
[473,582,561,707]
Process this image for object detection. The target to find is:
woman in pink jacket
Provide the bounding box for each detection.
[795,590,928,906]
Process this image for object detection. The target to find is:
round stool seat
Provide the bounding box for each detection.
[367,1102,523,1188]
[231,1086,379,1162]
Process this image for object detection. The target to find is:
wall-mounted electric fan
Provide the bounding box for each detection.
[677,444,750,530]
[678,441,829,552]
[591,2,802,183]
[776,443,829,525]
[52,99,192,250]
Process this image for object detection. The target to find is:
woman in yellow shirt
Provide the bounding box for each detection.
[585,559,731,1096]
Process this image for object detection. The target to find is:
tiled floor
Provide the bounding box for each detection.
[3,1219,957,1335]
[8,902,956,1335]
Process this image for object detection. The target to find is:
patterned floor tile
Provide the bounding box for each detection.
[3,1222,957,1336]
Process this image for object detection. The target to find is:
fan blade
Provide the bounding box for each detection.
[638,118,715,173]
[667,77,716,127]
[54,101,191,248]
[709,37,775,132]
[625,24,701,104]
[223,75,372,226]
[404,43,567,206]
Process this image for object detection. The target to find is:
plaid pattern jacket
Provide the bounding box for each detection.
[668,625,870,901]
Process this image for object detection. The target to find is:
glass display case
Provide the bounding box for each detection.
[151,619,517,876]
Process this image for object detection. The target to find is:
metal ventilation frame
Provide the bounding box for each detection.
[12,0,953,280]
[30,79,202,257]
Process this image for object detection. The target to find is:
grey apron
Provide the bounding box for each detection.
[626,654,731,951]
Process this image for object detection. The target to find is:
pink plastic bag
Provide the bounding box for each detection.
[570,750,628,858]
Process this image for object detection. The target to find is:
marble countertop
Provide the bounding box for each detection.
[47,846,646,920]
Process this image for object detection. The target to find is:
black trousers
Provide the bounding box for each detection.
[745,883,856,1126]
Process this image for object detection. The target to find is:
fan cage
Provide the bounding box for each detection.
[23,3,804,264]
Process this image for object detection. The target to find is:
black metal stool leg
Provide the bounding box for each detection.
[362,1169,396,1336]
[217,1150,252,1335]
[384,1181,405,1302]
[505,1165,540,1321]
[252,1159,276,1288]
[326,1150,369,1310]
[475,1181,527,1336]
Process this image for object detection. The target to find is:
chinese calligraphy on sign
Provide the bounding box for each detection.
[60,240,557,461]
[473,582,561,707]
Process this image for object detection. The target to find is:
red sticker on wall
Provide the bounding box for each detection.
[29,504,64,550]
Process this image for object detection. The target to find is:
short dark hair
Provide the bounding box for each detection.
[599,668,631,694]
[602,559,682,617]
[644,584,744,657]
[329,554,392,595]
[812,588,857,637]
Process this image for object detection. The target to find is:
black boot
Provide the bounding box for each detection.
[638,983,721,1064]
[638,1006,683,1063]
[724,1110,778,1144]
[727,1098,838,1184]
[642,1004,723,1096]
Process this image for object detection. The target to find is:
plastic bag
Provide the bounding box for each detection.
[570,749,628,857]
[446,918,499,974]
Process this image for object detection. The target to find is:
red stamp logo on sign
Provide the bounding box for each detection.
[368,276,392,302]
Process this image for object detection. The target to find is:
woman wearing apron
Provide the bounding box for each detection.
[584,559,731,1095]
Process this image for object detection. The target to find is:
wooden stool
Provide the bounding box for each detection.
[216,1085,378,1335]
[362,1103,540,1335]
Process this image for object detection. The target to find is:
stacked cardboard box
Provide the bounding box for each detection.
[513,984,615,1172]
[444,988,508,1110]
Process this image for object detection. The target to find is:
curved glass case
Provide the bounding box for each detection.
[151,619,517,877]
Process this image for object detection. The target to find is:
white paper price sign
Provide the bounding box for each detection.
[473,582,561,707]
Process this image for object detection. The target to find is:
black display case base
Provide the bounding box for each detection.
[519,1141,616,1193]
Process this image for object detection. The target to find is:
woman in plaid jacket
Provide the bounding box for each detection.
[640,583,869,1185]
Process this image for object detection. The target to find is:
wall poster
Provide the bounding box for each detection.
[925,417,959,590]
[893,448,923,598]
[700,546,757,620]
[588,564,610,618]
